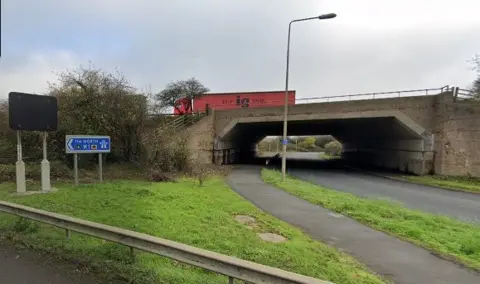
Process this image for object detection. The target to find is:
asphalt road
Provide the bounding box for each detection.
[0,243,100,284]
[265,152,480,223]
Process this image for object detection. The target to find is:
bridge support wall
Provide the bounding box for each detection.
[433,98,480,177]
[342,136,435,175]
[180,91,480,177]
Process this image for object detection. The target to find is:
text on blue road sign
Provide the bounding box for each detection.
[65,135,111,154]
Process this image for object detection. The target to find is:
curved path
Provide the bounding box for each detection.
[227,166,480,284]
[0,243,100,284]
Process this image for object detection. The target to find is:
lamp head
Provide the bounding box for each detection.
[318,13,337,20]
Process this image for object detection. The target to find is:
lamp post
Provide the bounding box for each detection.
[281,13,337,181]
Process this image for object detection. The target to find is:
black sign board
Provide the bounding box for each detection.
[8,92,58,131]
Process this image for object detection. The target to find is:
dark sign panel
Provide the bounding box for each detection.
[8,92,58,131]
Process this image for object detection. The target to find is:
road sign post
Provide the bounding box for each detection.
[15,131,26,193]
[99,153,103,183]
[65,135,111,185]
[73,153,78,186]
[41,132,51,191]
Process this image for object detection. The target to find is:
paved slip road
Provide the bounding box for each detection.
[263,152,480,223]
[227,166,480,284]
[288,166,480,223]
[0,243,100,284]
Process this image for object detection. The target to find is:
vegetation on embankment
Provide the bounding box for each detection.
[318,153,340,160]
[400,175,480,193]
[261,169,480,271]
[0,178,385,284]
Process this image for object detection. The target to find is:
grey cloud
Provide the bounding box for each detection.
[0,0,479,100]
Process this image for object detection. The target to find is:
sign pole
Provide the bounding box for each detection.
[73,153,78,186]
[15,131,26,193]
[41,131,51,191]
[98,153,103,183]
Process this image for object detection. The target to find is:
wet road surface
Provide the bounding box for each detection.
[0,243,99,284]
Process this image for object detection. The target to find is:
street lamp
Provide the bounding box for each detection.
[281,13,337,181]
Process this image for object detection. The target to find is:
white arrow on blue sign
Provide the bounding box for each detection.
[65,135,111,154]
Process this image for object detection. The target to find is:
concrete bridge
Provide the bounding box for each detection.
[183,86,479,177]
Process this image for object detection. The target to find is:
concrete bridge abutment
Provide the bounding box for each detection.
[181,90,479,177]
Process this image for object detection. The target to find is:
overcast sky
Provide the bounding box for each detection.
[1,0,479,100]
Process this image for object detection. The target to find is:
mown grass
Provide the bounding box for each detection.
[0,179,385,284]
[401,175,480,193]
[262,169,480,271]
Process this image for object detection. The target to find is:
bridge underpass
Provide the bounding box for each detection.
[215,114,433,175]
[182,88,479,177]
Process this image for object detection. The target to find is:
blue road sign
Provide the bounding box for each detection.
[65,135,111,154]
[282,139,288,145]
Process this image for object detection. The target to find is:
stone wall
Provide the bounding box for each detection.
[433,98,480,176]
[342,137,435,175]
[180,113,215,164]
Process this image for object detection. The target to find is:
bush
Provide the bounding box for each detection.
[150,171,176,182]
[298,137,316,149]
[0,162,71,182]
[141,127,192,173]
[324,141,342,156]
[12,218,40,234]
[314,135,336,148]
[0,164,16,182]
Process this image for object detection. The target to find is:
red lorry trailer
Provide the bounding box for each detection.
[173,90,296,115]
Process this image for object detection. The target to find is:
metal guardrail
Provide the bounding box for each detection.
[455,88,478,101]
[149,85,475,116]
[208,85,452,109]
[163,112,208,132]
[0,201,332,284]
[294,85,451,104]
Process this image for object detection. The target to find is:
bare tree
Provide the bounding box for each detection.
[48,66,147,162]
[469,54,480,97]
[155,78,209,114]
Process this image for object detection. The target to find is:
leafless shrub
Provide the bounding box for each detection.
[141,127,192,174]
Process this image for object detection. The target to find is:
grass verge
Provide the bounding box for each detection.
[400,175,480,193]
[319,153,340,160]
[0,178,385,284]
[261,169,480,271]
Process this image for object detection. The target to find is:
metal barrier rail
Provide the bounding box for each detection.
[0,201,332,284]
[456,88,477,100]
[295,85,450,104]
[148,85,454,115]
[163,112,208,132]
[208,85,451,109]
